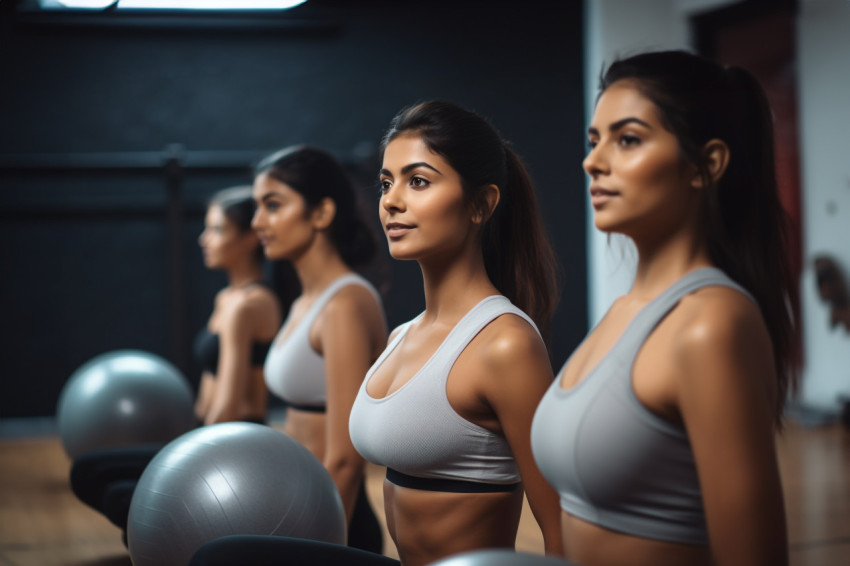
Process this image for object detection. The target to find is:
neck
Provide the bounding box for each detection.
[417,241,499,325]
[292,235,352,296]
[225,259,264,290]
[630,225,712,300]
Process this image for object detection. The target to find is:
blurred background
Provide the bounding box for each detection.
[0,0,847,423]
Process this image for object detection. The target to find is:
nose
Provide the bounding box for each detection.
[381,184,405,214]
[583,142,608,179]
[251,207,263,230]
[198,229,207,247]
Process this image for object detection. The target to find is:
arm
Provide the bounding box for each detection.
[316,286,387,522]
[194,373,215,422]
[204,297,257,425]
[677,294,787,566]
[481,317,564,557]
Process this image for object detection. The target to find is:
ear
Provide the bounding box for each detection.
[691,139,730,189]
[311,197,337,231]
[471,184,501,225]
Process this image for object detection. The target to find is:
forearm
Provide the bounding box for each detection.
[324,455,365,523]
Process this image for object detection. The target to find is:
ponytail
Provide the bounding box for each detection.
[481,146,559,342]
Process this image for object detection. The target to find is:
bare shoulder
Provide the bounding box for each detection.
[670,285,775,396]
[321,283,382,323]
[475,313,549,376]
[673,285,766,352]
[219,286,280,333]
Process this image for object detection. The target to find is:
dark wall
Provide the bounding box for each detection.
[0,0,586,419]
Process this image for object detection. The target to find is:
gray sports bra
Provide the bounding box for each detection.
[349,295,534,488]
[264,273,381,412]
[531,267,754,545]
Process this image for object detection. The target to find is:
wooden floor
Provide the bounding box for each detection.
[0,421,848,565]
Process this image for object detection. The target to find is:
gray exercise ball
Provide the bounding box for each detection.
[427,549,575,566]
[56,349,196,459]
[126,421,346,566]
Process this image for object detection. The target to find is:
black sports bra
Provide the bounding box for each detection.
[193,327,272,376]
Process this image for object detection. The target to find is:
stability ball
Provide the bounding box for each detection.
[428,549,577,566]
[127,422,346,566]
[57,349,195,459]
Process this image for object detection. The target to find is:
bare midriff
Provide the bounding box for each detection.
[560,511,711,566]
[383,481,524,566]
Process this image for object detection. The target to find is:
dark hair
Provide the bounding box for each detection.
[255,145,378,268]
[209,185,263,262]
[381,100,559,340]
[211,185,256,233]
[600,50,798,422]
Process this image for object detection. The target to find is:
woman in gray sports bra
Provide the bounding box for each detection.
[348,101,564,566]
[252,146,388,553]
[531,50,798,566]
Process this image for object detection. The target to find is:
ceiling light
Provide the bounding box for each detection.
[115,0,308,9]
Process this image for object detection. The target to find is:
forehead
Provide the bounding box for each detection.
[592,80,663,126]
[253,172,299,198]
[205,204,225,222]
[382,133,451,171]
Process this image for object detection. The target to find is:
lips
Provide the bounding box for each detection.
[589,186,618,207]
[385,222,415,238]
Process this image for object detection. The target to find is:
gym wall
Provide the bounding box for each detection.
[0,0,586,419]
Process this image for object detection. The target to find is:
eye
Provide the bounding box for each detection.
[410,176,429,188]
[265,200,281,212]
[378,179,392,195]
[586,138,598,150]
[619,134,641,147]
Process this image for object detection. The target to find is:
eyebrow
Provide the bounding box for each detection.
[258,192,283,202]
[588,116,653,137]
[380,161,443,178]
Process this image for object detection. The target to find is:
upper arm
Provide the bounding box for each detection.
[676,294,787,565]
[477,316,564,554]
[316,287,387,459]
[216,297,261,395]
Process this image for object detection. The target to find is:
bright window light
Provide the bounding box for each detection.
[116,0,308,8]
[48,0,116,8]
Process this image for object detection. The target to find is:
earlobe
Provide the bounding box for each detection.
[312,197,337,230]
[692,139,731,189]
[472,184,501,225]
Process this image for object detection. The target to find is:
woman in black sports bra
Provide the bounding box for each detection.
[194,186,284,425]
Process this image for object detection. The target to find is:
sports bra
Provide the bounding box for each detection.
[349,295,534,490]
[264,273,381,413]
[531,267,754,545]
[193,328,272,376]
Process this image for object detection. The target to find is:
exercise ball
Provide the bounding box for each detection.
[428,549,576,566]
[126,422,346,566]
[57,349,195,459]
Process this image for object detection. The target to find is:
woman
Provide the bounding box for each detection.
[194,186,283,425]
[252,145,387,553]
[531,50,797,566]
[348,100,564,566]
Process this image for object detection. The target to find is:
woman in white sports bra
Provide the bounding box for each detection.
[252,145,388,553]
[348,101,564,566]
[531,50,798,566]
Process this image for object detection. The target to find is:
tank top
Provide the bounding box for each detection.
[349,295,534,486]
[264,273,381,412]
[531,267,754,544]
